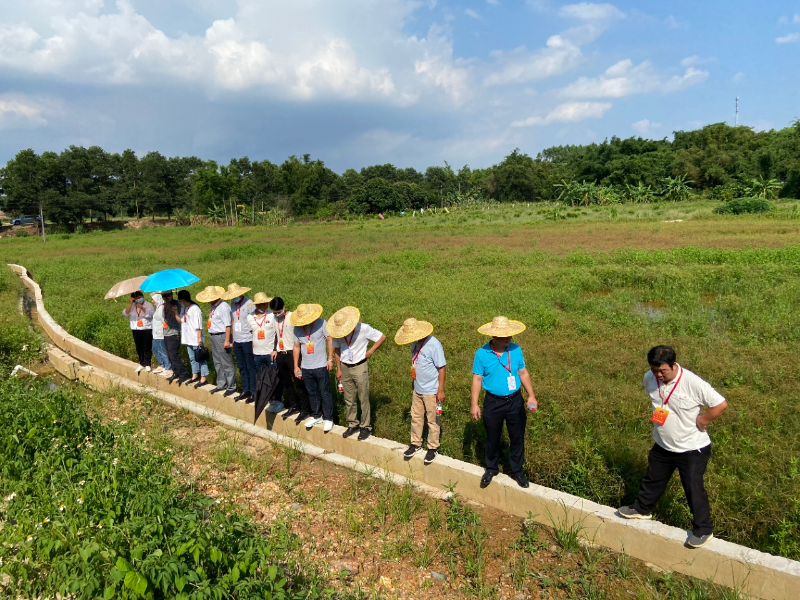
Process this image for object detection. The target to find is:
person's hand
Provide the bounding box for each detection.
[326,359,333,372]
[527,399,538,412]
[294,369,302,379]
[696,415,709,432]
[223,341,231,349]
[471,404,481,421]
[365,349,373,360]
[436,389,445,403]
[271,351,277,361]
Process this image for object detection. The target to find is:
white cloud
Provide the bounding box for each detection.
[561,59,708,98]
[731,72,744,83]
[511,101,611,127]
[558,3,624,21]
[665,15,686,30]
[776,33,799,44]
[0,95,49,130]
[680,55,714,68]
[483,35,583,86]
[780,14,800,24]
[631,119,660,135]
[796,14,800,24]
[465,8,480,19]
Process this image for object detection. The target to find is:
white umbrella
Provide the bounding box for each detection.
[104,276,148,300]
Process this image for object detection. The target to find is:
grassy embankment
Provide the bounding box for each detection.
[1,199,799,562]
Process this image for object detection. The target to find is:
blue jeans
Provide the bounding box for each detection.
[152,338,171,370]
[233,341,257,394]
[302,367,333,420]
[254,353,272,371]
[186,345,209,377]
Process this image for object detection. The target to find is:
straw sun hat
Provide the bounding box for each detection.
[477,316,526,337]
[394,318,434,345]
[253,292,272,305]
[195,285,226,303]
[289,303,324,327]
[222,282,252,301]
[327,306,360,338]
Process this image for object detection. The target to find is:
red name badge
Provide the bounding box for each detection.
[137,319,143,327]
[651,407,670,426]
[410,366,417,380]
[279,339,284,350]
[206,319,212,329]
[306,341,315,354]
[162,322,168,330]
[257,330,265,340]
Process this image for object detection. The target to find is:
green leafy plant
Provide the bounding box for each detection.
[713,197,774,215]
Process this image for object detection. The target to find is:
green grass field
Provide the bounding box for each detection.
[2,200,800,560]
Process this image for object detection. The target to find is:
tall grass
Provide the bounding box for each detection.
[2,202,799,559]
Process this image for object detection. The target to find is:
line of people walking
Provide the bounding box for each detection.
[124,287,728,548]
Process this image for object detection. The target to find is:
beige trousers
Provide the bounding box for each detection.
[342,361,371,429]
[410,391,440,449]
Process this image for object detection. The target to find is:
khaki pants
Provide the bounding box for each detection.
[410,391,440,449]
[342,361,371,429]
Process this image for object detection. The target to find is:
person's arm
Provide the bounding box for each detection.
[326,336,333,371]
[333,346,342,379]
[518,368,537,411]
[365,334,386,359]
[471,375,483,420]
[436,365,446,403]
[293,341,301,376]
[123,298,134,316]
[169,301,180,317]
[696,401,727,432]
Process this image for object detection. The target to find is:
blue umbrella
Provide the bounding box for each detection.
[140,269,200,292]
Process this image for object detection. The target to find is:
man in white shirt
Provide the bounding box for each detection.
[224,283,257,403]
[619,345,728,549]
[329,306,386,441]
[267,297,310,422]
[291,303,334,431]
[197,286,237,397]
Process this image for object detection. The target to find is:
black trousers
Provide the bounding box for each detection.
[633,443,713,536]
[131,329,153,368]
[483,390,527,475]
[164,335,189,379]
[274,352,309,413]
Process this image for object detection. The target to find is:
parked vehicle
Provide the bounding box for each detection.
[10,215,41,226]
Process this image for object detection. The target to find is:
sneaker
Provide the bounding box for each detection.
[135,366,144,373]
[342,426,360,439]
[357,428,371,441]
[512,472,529,488]
[145,366,152,372]
[160,370,173,379]
[686,533,714,548]
[153,367,164,374]
[618,506,652,520]
[323,420,334,433]
[423,449,438,465]
[305,416,323,428]
[404,444,422,458]
[266,401,285,413]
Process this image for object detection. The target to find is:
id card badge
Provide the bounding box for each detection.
[279,339,285,351]
[137,319,143,328]
[651,407,670,426]
[306,341,315,354]
[410,366,417,380]
[206,319,212,329]
[507,375,516,392]
[257,330,265,340]
[344,348,353,363]
[234,322,242,332]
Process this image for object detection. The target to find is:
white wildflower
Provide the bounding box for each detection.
[4,493,16,502]
[26,535,33,542]
[43,517,50,524]
[77,497,84,504]
[59,505,65,512]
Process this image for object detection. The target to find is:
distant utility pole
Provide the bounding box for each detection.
[735,97,739,127]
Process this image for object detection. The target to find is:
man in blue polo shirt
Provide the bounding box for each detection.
[471,316,538,488]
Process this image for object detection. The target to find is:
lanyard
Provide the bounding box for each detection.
[412,338,426,365]
[490,342,512,374]
[658,367,683,407]
[233,298,244,320]
[135,305,143,317]
[344,329,356,347]
[209,301,219,321]
[255,312,269,328]
[302,324,312,341]
[277,315,285,338]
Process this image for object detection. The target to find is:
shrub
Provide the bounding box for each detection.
[713,197,774,215]
[13,229,29,238]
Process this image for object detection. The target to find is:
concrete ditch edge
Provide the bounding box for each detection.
[9,263,800,600]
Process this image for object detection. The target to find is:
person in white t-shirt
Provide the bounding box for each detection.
[122,291,154,372]
[618,345,728,549]
[177,290,208,388]
[149,293,172,377]
[329,306,386,440]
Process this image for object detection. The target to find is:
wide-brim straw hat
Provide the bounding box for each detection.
[394,317,434,345]
[328,306,360,338]
[196,285,226,303]
[289,303,323,327]
[221,282,252,301]
[477,316,526,337]
[253,292,272,305]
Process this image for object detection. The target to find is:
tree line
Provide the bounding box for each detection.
[1,121,798,226]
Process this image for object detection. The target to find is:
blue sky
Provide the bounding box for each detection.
[0,1,798,172]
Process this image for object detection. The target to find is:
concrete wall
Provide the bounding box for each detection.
[10,264,800,600]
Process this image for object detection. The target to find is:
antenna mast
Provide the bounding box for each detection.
[735,96,739,127]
